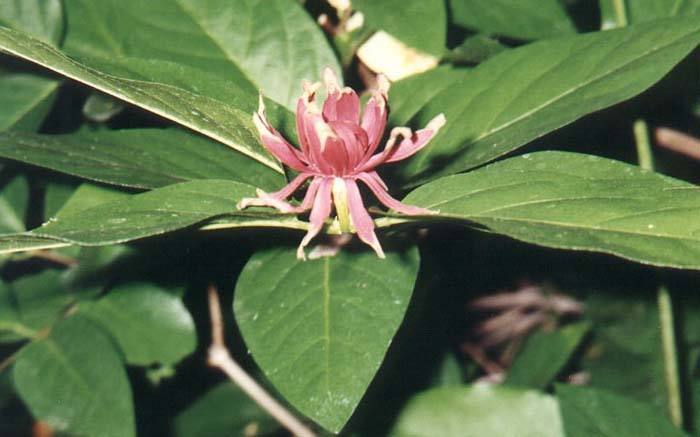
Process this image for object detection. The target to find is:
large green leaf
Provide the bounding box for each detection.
[0,129,285,190]
[62,0,339,110]
[401,151,700,269]
[0,270,75,342]
[505,323,590,389]
[234,246,420,433]
[352,0,446,56]
[391,384,564,436]
[0,0,63,44]
[449,0,576,40]
[0,72,58,132]
[30,179,305,245]
[0,0,63,131]
[79,283,196,366]
[0,173,28,233]
[0,233,69,255]
[397,17,700,184]
[12,316,135,437]
[0,26,285,172]
[556,384,685,437]
[174,383,277,437]
[600,0,700,29]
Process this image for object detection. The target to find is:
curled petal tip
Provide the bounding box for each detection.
[323,66,340,91]
[376,73,390,95]
[296,244,307,260]
[427,113,446,131]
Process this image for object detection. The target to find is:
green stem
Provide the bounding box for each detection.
[633,119,654,171]
[612,0,628,27]
[633,119,684,428]
[658,286,684,427]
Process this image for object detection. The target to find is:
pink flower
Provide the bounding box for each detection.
[238,67,445,259]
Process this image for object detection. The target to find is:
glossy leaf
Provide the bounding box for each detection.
[0,233,69,255]
[174,383,276,437]
[234,246,420,432]
[506,323,590,389]
[0,0,62,131]
[401,152,700,269]
[449,0,576,40]
[391,384,564,436]
[0,270,74,342]
[62,0,339,110]
[79,283,196,366]
[352,0,446,56]
[397,17,700,184]
[31,179,306,245]
[12,316,135,437]
[0,0,63,44]
[556,384,685,437]
[0,26,284,172]
[627,0,700,24]
[0,174,28,233]
[0,129,285,190]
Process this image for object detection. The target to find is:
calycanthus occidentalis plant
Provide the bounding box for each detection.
[238,67,446,259]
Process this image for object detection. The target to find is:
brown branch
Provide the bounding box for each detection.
[28,250,78,267]
[655,127,700,160]
[206,285,316,437]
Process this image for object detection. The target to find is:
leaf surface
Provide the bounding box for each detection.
[449,0,576,40]
[234,246,420,432]
[79,283,196,366]
[556,384,685,437]
[401,152,700,269]
[0,129,285,190]
[391,384,564,436]
[397,17,700,184]
[13,316,135,437]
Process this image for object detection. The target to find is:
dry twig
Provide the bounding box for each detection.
[206,284,316,437]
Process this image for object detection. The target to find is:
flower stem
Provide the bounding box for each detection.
[633,119,684,428]
[612,0,628,27]
[658,286,683,427]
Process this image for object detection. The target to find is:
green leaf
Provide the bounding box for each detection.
[582,291,666,409]
[444,34,508,66]
[352,0,446,56]
[234,246,420,433]
[391,384,564,436]
[62,0,339,110]
[0,26,284,172]
[505,323,590,389]
[12,315,135,437]
[397,17,700,184]
[556,384,685,437]
[0,129,285,190]
[0,0,64,45]
[30,179,305,246]
[0,233,69,255]
[0,0,63,132]
[79,283,196,366]
[0,173,28,233]
[53,183,131,220]
[448,0,576,40]
[401,152,700,270]
[0,270,74,342]
[628,0,700,24]
[0,72,59,132]
[174,383,277,437]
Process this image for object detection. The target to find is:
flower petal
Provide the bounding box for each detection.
[328,120,368,170]
[297,177,334,259]
[358,172,434,215]
[360,113,445,170]
[383,113,446,163]
[237,173,313,213]
[322,67,360,123]
[254,94,309,172]
[345,178,385,258]
[360,74,390,152]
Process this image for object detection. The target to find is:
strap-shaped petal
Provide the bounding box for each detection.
[358,172,434,215]
[360,74,390,153]
[254,94,309,172]
[297,177,334,259]
[345,178,385,258]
